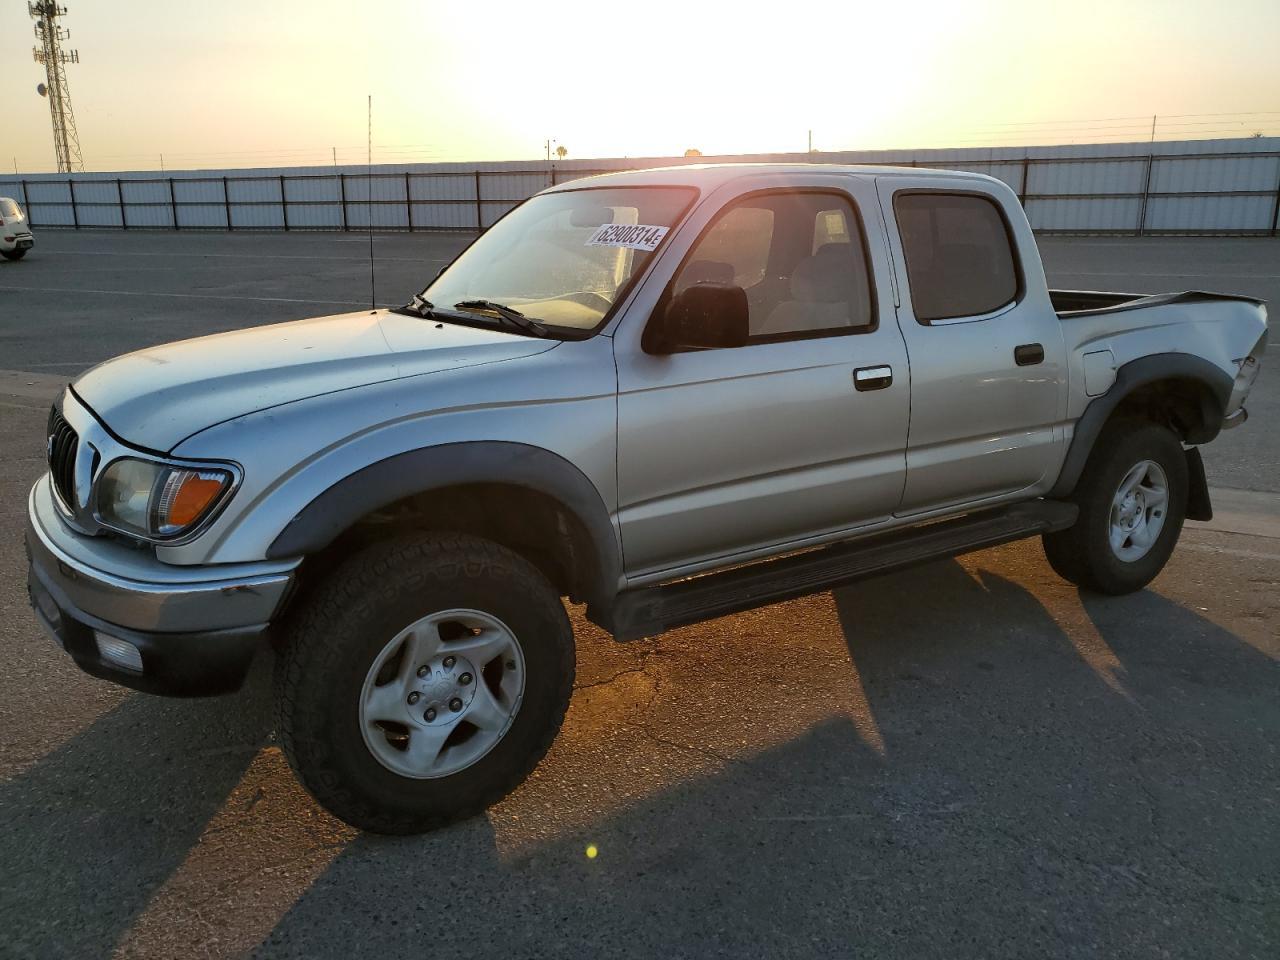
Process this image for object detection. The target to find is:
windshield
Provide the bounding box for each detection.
[423,186,696,331]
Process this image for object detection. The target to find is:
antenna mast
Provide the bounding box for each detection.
[367,94,376,312]
[30,2,84,174]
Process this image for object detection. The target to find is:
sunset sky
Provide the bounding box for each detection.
[5,0,1280,173]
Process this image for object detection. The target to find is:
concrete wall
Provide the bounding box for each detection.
[3,137,1278,235]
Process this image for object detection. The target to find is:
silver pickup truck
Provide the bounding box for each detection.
[26,163,1267,833]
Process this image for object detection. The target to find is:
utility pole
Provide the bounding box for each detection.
[30,2,84,173]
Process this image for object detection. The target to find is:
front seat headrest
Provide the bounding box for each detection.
[680,259,736,288]
[790,244,856,303]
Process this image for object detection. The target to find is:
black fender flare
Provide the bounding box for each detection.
[267,441,621,608]
[1051,352,1232,498]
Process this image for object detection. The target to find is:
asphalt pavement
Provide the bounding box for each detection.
[0,230,1277,959]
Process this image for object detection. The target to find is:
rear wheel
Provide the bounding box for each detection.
[274,533,575,834]
[1,248,27,261]
[1043,419,1188,594]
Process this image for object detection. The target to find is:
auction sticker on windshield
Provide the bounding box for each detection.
[584,223,670,251]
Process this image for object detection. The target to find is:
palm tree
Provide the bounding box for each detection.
[555,145,568,159]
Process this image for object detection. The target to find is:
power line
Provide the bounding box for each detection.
[1146,109,1280,120]
[949,124,1280,142]
[979,109,1280,128]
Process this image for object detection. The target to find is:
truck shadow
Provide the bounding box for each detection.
[1,556,1276,958]
[248,557,1278,959]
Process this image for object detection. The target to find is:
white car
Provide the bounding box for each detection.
[1,198,34,260]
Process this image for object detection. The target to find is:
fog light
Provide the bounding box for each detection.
[94,631,143,673]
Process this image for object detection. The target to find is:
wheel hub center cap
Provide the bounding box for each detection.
[1119,493,1144,527]
[414,654,477,723]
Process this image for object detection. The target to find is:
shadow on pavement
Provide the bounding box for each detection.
[249,560,1278,959]
[0,657,273,958]
[1,556,1276,959]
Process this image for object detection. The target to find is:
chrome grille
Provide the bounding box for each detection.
[47,406,79,509]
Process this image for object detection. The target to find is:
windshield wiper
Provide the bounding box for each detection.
[453,299,548,337]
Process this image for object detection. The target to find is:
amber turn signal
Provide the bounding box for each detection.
[156,469,229,533]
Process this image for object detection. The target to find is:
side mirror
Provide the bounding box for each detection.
[657,283,750,351]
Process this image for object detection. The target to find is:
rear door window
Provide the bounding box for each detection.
[893,193,1019,322]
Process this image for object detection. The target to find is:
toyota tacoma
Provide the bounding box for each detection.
[26,164,1267,833]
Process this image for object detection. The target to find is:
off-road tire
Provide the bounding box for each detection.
[1043,418,1188,594]
[274,532,574,834]
[1,248,27,261]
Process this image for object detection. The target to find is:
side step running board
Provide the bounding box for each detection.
[606,500,1078,641]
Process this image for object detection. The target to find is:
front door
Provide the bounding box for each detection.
[615,180,910,581]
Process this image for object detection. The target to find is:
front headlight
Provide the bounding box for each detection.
[96,458,233,540]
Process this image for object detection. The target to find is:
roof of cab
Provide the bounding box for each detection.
[543,162,993,193]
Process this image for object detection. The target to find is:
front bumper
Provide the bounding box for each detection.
[25,478,298,696]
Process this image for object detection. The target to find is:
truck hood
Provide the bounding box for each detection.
[72,310,556,452]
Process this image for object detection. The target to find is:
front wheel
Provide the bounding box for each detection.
[274,533,575,834]
[1043,419,1188,595]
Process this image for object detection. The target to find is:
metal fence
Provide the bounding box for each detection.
[4,140,1279,236]
[0,168,551,232]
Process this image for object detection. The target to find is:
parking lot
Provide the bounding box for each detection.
[1,230,1278,958]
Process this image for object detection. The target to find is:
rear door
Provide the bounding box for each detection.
[614,177,910,581]
[875,178,1067,514]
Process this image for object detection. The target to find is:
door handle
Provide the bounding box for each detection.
[1014,343,1045,366]
[853,365,893,391]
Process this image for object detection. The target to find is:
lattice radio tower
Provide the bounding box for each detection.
[30,2,84,173]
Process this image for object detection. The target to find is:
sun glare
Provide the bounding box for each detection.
[407,0,963,159]
[9,0,1280,168]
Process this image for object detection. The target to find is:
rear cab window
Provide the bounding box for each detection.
[893,192,1019,323]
